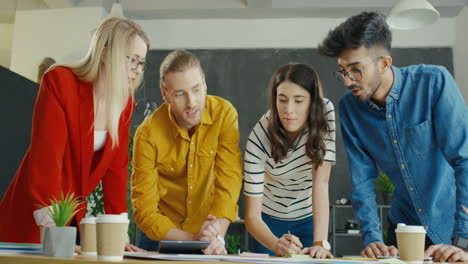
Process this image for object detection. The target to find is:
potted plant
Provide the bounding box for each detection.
[226,234,241,254]
[375,170,395,205]
[41,192,82,258]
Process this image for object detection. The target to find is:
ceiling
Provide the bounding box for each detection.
[1,0,468,23]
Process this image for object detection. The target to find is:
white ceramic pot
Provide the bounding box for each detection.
[42,226,76,258]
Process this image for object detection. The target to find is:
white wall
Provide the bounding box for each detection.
[10,7,105,82]
[391,18,455,48]
[454,6,468,102]
[136,17,455,49]
[0,24,14,68]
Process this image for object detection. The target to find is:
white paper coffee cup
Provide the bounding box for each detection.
[80,217,97,256]
[96,214,129,261]
[396,224,426,263]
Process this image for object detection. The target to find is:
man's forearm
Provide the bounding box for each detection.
[164,227,195,241]
[216,218,230,236]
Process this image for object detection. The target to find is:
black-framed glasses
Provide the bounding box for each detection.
[126,56,146,71]
[334,56,382,83]
[334,68,363,83]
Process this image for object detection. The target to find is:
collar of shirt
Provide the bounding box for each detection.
[366,66,402,111]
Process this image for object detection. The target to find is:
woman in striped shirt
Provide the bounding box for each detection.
[244,63,335,258]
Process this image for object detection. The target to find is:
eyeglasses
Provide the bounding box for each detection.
[126,56,146,71]
[334,68,363,83]
[334,56,382,83]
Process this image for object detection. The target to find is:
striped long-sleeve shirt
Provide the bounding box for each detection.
[243,98,336,221]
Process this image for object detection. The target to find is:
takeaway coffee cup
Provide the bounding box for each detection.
[96,214,129,261]
[80,217,97,256]
[396,223,426,263]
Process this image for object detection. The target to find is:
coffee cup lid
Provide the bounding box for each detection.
[96,214,129,224]
[80,217,96,224]
[395,223,426,233]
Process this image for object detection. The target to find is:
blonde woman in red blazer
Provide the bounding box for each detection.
[0,17,149,250]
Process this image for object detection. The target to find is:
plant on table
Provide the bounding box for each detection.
[226,234,241,254]
[40,192,82,258]
[43,192,82,226]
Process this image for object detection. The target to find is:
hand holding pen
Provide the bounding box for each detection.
[273,230,303,257]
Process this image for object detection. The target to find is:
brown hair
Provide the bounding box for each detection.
[159,49,204,89]
[267,63,329,169]
[37,57,56,84]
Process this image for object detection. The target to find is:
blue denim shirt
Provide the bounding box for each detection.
[339,65,468,246]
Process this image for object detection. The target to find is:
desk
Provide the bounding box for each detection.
[2,253,467,264]
[0,254,245,264]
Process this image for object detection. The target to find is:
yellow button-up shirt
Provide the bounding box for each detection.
[131,95,242,241]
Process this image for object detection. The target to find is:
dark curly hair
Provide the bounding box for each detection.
[318,12,392,57]
[267,63,329,170]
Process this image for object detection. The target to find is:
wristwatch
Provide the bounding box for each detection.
[313,240,331,250]
[452,236,468,250]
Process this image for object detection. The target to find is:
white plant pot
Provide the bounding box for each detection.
[42,226,76,258]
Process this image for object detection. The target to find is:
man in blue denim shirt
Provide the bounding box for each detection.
[318,12,468,262]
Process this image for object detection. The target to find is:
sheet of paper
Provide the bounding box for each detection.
[125,252,380,263]
[240,252,269,258]
[125,252,223,261]
[377,258,406,264]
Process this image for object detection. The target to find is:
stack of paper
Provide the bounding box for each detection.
[0,242,42,255]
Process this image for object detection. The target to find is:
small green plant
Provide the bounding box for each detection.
[375,170,394,194]
[87,182,104,217]
[226,234,241,254]
[382,229,389,244]
[42,192,82,227]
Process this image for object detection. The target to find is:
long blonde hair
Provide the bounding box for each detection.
[69,17,149,148]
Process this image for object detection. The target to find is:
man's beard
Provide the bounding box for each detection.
[352,76,382,104]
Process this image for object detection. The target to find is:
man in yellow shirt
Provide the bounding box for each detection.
[131,50,242,254]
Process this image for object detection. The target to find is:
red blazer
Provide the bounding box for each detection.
[0,66,134,243]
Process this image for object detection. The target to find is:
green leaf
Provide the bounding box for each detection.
[226,234,241,254]
[87,182,104,217]
[40,192,83,227]
[374,170,395,194]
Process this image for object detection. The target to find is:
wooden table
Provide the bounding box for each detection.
[2,253,467,264]
[0,253,245,264]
